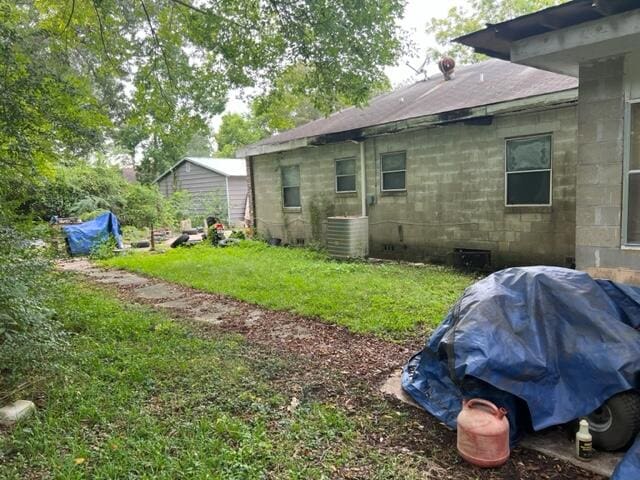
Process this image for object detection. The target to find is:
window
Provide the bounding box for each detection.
[625,102,640,244]
[185,162,191,173]
[335,157,356,192]
[505,135,552,206]
[282,165,301,208]
[381,151,406,191]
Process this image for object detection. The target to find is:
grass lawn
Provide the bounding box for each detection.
[103,241,473,340]
[0,280,437,479]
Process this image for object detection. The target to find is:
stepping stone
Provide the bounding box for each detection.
[133,284,184,301]
[92,272,148,287]
[244,310,264,327]
[156,298,195,309]
[0,400,36,426]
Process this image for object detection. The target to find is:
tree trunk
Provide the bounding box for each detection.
[150,223,155,251]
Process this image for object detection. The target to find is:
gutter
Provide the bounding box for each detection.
[237,89,578,157]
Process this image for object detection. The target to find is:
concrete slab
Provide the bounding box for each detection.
[270,324,314,341]
[521,428,623,478]
[193,304,238,324]
[91,272,148,287]
[133,284,184,301]
[380,370,621,477]
[244,310,264,327]
[0,400,36,426]
[380,369,420,408]
[155,299,196,310]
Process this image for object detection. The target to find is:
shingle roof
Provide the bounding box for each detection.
[154,157,246,184]
[243,59,577,154]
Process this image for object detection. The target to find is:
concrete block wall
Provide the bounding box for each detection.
[576,55,640,283]
[251,105,578,267]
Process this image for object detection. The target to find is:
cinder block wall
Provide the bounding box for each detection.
[576,55,640,283]
[251,106,578,268]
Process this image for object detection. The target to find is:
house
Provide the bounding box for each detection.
[154,157,248,226]
[457,0,640,283]
[238,60,579,267]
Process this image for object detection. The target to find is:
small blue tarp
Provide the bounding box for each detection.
[401,266,640,477]
[62,212,123,256]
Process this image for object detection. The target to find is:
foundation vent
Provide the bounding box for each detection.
[326,216,369,259]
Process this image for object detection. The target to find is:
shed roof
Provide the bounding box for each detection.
[455,0,640,61]
[239,59,577,157]
[154,157,246,184]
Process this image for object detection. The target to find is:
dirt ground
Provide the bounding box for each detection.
[58,259,604,479]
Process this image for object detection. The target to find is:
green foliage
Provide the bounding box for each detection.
[121,184,168,230]
[0,281,443,478]
[0,0,110,211]
[214,65,392,157]
[166,190,193,224]
[426,0,566,64]
[104,241,473,340]
[17,160,129,221]
[214,113,267,158]
[0,225,62,376]
[251,64,392,133]
[89,237,118,260]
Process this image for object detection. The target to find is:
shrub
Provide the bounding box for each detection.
[0,225,63,380]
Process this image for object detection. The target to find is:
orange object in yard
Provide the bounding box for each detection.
[457,398,510,468]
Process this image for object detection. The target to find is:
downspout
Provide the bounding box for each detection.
[360,141,367,217]
[225,176,231,225]
[248,156,257,230]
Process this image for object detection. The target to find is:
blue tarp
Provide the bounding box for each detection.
[62,212,123,256]
[402,266,640,476]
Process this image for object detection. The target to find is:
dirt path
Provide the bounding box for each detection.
[58,259,603,480]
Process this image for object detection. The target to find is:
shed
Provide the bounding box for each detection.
[154,157,248,226]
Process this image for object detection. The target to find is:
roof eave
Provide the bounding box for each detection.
[239,89,578,157]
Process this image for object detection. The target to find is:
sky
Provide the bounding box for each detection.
[217,0,467,126]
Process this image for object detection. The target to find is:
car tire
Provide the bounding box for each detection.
[170,234,189,248]
[587,390,640,451]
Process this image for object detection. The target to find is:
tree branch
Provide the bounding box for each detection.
[139,0,175,87]
[168,0,207,15]
[63,0,75,32]
[91,0,111,61]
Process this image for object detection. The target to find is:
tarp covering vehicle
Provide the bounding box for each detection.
[401,267,640,478]
[62,212,123,256]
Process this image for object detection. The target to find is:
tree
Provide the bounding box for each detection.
[122,185,168,250]
[214,114,267,158]
[251,64,392,133]
[426,0,566,64]
[1,0,406,186]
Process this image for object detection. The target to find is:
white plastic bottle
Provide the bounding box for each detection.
[576,419,593,461]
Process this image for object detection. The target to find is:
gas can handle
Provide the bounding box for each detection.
[465,399,507,419]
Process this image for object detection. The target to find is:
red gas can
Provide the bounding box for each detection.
[456,398,510,467]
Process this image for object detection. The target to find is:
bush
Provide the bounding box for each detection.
[0,225,64,381]
[89,236,118,260]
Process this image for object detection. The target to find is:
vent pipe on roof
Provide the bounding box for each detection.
[438,57,456,80]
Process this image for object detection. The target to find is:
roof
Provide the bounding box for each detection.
[455,0,640,60]
[154,157,247,184]
[240,60,577,157]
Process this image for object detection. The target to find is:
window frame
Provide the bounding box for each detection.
[281,165,301,209]
[623,99,640,246]
[335,157,357,193]
[504,133,553,207]
[380,151,407,192]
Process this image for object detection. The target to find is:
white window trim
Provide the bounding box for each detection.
[281,165,301,209]
[380,151,407,192]
[335,157,357,193]
[504,133,553,207]
[185,162,191,173]
[623,99,640,246]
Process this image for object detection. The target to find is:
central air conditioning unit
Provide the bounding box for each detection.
[326,216,369,259]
